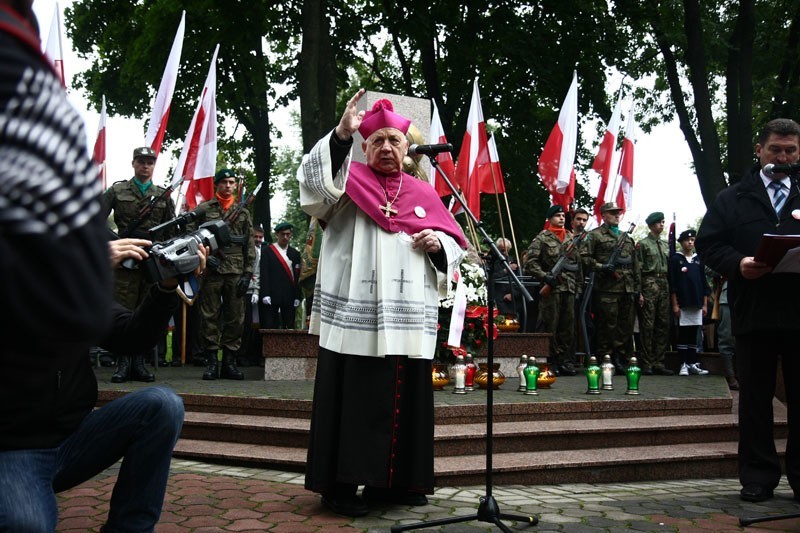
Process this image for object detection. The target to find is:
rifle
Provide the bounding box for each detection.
[120,180,180,238]
[223,181,263,226]
[601,222,636,278]
[539,231,587,297]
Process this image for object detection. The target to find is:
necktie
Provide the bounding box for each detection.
[769,180,787,214]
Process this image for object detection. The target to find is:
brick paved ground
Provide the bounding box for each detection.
[57,459,800,532]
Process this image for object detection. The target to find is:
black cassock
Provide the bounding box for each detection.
[304,347,434,494]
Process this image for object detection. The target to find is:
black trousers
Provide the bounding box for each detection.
[737,333,800,491]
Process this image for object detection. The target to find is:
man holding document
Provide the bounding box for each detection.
[697,118,800,503]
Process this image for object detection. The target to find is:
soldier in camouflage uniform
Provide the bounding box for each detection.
[524,205,583,376]
[582,202,640,374]
[194,168,256,380]
[102,146,176,382]
[636,212,674,375]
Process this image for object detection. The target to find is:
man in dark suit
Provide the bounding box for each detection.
[260,222,302,329]
[696,118,800,503]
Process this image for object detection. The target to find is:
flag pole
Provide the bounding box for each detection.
[502,193,522,267]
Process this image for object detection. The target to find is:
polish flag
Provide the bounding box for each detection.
[538,71,578,209]
[615,99,636,212]
[486,134,506,194]
[43,3,65,86]
[145,11,185,156]
[427,99,456,197]
[92,95,107,190]
[173,45,219,213]
[591,94,623,221]
[454,78,492,220]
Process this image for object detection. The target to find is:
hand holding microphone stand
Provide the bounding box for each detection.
[391,146,537,532]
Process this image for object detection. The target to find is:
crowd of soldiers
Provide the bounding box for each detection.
[517,202,736,389]
[100,147,303,383]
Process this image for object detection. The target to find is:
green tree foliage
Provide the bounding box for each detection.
[65,0,304,231]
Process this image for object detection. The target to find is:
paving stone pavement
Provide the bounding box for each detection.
[56,459,800,532]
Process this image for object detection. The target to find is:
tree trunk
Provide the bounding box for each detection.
[725,0,754,184]
[299,0,337,153]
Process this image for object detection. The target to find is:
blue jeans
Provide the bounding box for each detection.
[0,386,184,532]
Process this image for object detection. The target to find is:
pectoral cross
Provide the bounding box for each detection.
[379,201,398,217]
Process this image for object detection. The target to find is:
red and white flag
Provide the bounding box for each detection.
[173,44,219,213]
[145,11,185,156]
[615,100,636,212]
[428,99,456,197]
[454,78,492,220]
[538,71,578,209]
[486,134,506,194]
[92,95,107,190]
[591,93,623,221]
[44,3,65,85]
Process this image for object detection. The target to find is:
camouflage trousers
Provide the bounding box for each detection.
[199,273,245,353]
[638,276,670,369]
[537,290,576,365]
[113,268,155,359]
[591,290,636,358]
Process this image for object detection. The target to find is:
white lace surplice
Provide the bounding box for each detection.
[298,130,464,359]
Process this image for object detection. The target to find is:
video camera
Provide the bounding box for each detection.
[123,220,231,283]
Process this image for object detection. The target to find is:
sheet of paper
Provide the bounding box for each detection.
[773,245,800,274]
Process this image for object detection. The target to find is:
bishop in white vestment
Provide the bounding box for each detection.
[299,90,466,516]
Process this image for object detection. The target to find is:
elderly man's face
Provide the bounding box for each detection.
[363,128,408,175]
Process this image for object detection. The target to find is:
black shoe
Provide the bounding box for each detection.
[321,492,369,517]
[740,484,774,502]
[157,358,170,367]
[131,356,155,382]
[169,359,183,367]
[652,366,675,376]
[557,364,577,377]
[362,486,429,506]
[111,357,131,383]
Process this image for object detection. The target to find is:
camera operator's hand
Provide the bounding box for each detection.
[236,273,252,297]
[109,238,151,268]
[159,245,210,290]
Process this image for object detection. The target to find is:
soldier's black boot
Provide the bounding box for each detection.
[111,356,131,383]
[131,355,155,382]
[202,351,219,381]
[220,350,244,380]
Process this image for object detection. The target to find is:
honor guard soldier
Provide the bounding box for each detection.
[194,168,256,380]
[636,212,674,375]
[524,205,583,376]
[102,146,176,382]
[582,202,640,374]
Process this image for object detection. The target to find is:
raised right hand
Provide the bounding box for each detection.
[334,89,366,141]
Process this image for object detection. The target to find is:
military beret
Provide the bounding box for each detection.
[274,222,293,233]
[678,229,696,242]
[545,205,565,219]
[645,212,665,226]
[600,202,623,213]
[214,168,236,184]
[132,146,156,160]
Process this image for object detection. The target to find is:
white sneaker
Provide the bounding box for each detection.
[679,363,689,376]
[689,363,709,375]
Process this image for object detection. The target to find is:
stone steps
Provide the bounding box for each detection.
[171,395,788,486]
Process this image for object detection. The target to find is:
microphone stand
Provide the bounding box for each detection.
[391,157,536,532]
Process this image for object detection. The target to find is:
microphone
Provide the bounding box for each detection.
[149,206,206,237]
[408,143,453,157]
[763,163,800,176]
